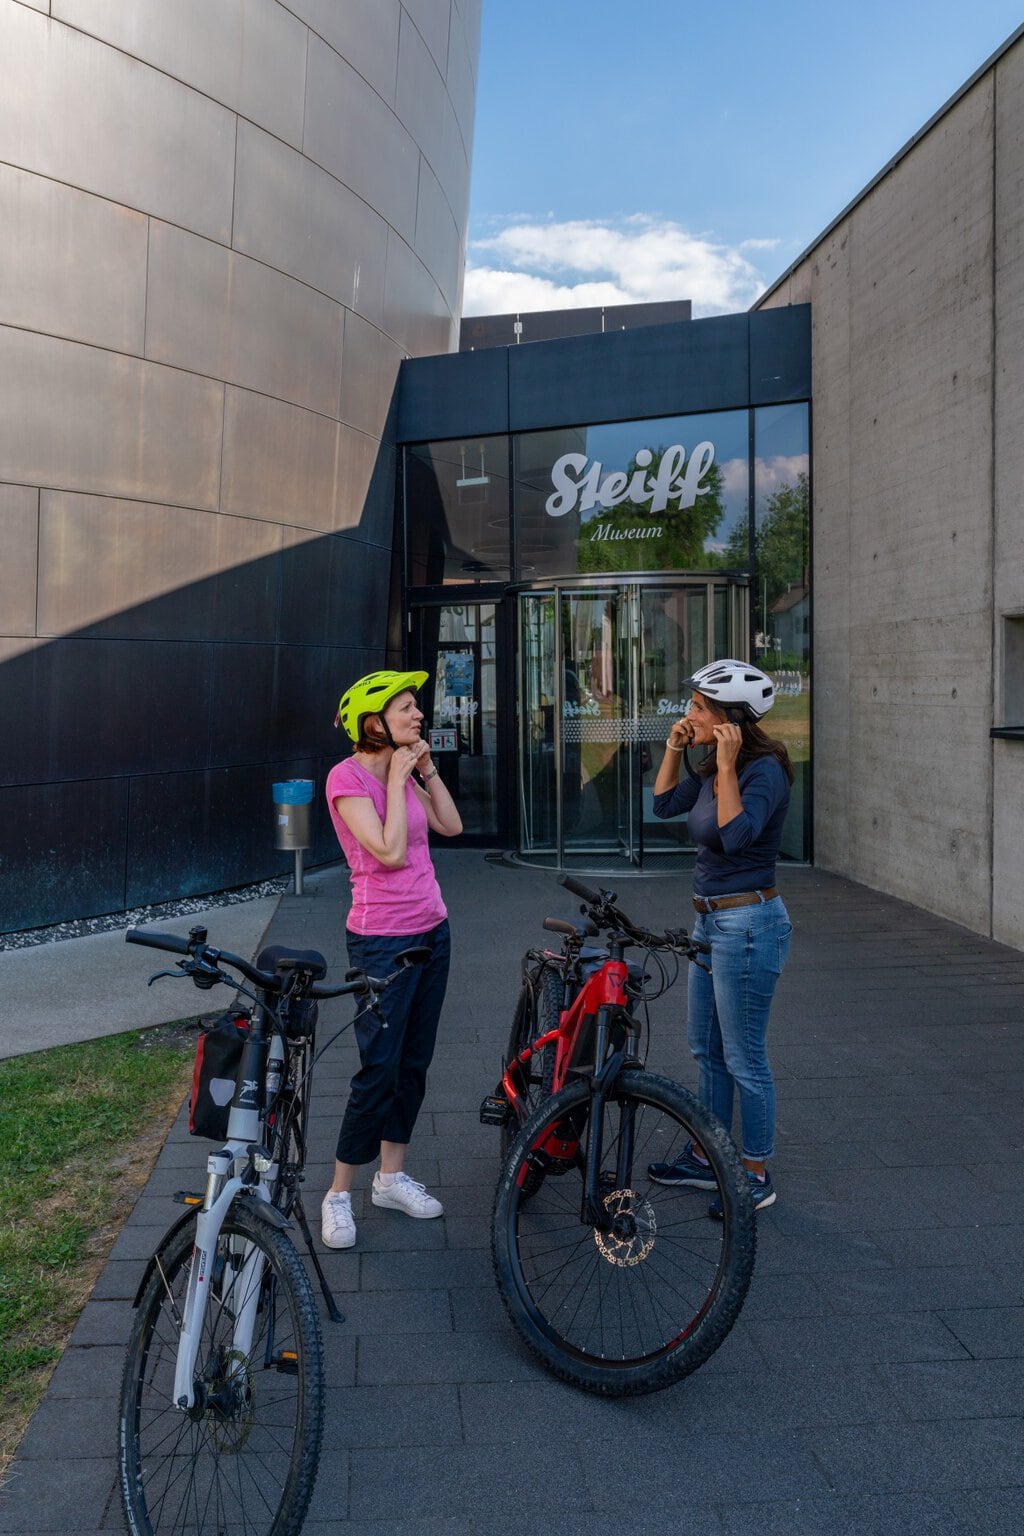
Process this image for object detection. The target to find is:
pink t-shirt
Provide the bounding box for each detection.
[325,757,447,936]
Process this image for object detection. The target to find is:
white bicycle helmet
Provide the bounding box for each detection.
[683,659,775,720]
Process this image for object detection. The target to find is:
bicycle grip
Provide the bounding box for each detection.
[558,873,602,905]
[125,927,191,956]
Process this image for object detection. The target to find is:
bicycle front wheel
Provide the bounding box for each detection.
[492,1069,756,1396]
[120,1199,324,1536]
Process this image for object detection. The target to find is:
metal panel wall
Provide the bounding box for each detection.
[0,0,481,931]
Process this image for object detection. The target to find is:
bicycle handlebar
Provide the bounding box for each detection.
[556,874,708,958]
[125,927,376,1000]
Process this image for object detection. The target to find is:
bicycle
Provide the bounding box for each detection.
[118,923,426,1536]
[480,874,757,1397]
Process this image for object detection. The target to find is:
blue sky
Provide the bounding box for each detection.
[465,0,1024,315]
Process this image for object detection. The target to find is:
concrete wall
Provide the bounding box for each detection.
[759,32,1024,947]
[0,0,480,930]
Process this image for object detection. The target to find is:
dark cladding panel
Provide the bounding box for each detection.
[126,765,312,907]
[1,637,211,786]
[507,315,751,432]
[276,645,357,759]
[207,643,281,766]
[0,778,128,932]
[749,305,812,404]
[278,533,392,647]
[398,347,509,442]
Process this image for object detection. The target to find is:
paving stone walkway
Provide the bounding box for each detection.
[2,854,1022,1534]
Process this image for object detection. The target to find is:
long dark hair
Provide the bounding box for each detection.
[697,713,794,785]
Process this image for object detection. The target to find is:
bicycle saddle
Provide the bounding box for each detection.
[256,944,328,981]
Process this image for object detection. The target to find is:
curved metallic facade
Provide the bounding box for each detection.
[0,0,480,930]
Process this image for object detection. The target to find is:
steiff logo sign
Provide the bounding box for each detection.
[545,442,716,543]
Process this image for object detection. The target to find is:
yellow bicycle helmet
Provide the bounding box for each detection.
[334,669,429,742]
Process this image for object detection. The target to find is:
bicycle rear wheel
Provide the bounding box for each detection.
[120,1200,324,1536]
[268,1061,310,1220]
[492,1069,756,1396]
[500,965,562,1161]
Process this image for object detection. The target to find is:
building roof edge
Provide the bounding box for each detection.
[752,22,1024,309]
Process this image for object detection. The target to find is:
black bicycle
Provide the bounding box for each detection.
[118,924,425,1536]
[482,876,757,1396]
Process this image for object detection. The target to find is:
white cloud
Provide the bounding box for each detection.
[755,454,809,497]
[463,216,773,318]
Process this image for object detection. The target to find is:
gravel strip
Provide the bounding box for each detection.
[0,878,291,952]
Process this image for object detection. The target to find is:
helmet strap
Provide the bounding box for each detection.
[361,713,397,750]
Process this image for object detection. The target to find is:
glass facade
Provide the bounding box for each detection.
[405,436,510,585]
[404,402,811,867]
[753,404,811,858]
[513,411,751,580]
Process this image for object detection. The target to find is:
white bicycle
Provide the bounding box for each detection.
[118,923,425,1536]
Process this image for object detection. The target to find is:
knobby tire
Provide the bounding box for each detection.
[492,1069,756,1396]
[119,1199,324,1536]
[500,966,562,1161]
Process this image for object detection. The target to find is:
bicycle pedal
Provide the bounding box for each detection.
[270,1351,299,1375]
[173,1191,204,1206]
[479,1094,511,1127]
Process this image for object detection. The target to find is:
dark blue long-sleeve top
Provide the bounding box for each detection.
[653,756,791,896]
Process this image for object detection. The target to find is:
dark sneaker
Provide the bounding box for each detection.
[647,1142,717,1189]
[708,1169,776,1220]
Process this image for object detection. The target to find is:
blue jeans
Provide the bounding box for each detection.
[687,897,791,1162]
[335,920,451,1166]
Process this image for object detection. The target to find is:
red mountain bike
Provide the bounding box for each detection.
[481,875,756,1396]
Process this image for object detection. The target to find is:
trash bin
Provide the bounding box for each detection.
[273,779,314,894]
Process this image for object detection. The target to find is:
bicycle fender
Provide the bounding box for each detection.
[237,1190,291,1233]
[131,1191,291,1309]
[132,1208,198,1308]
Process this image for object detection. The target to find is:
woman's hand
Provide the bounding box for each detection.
[410,737,433,776]
[712,721,743,771]
[387,744,422,786]
[667,717,693,752]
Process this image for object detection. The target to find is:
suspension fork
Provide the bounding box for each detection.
[580,1005,628,1230]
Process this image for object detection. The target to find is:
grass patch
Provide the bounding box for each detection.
[767,690,810,762]
[0,1024,197,1479]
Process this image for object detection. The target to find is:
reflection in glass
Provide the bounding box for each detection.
[405,437,510,585]
[413,603,497,836]
[754,403,810,861]
[519,594,557,854]
[514,411,751,581]
[518,581,750,866]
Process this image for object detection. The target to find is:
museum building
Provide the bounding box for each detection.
[2,2,1024,950]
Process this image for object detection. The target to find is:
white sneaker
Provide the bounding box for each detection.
[371,1172,443,1219]
[321,1190,356,1248]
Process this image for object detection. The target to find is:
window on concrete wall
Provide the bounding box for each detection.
[754,402,811,861]
[1000,614,1024,725]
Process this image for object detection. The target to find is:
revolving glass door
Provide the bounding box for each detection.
[518,579,748,868]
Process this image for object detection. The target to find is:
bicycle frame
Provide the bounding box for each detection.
[502,948,635,1111]
[171,1001,278,1410]
[500,943,643,1234]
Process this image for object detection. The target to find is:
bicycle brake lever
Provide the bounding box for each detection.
[145,966,188,986]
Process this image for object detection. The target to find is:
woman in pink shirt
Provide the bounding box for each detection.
[320,670,462,1250]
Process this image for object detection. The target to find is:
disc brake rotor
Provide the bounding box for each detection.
[593,1188,656,1267]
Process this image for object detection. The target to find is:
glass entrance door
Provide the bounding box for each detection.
[411,602,502,841]
[518,579,748,868]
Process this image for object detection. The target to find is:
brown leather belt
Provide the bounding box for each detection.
[692,886,779,913]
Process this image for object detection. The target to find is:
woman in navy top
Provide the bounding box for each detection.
[648,660,794,1213]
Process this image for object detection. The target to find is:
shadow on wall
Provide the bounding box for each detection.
[0,442,402,934]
